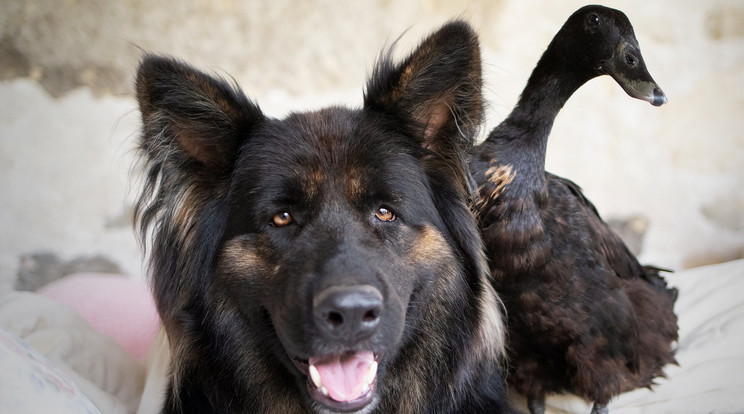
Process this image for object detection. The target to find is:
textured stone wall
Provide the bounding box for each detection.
[1,0,742,294]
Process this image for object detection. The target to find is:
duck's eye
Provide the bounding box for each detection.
[588,14,600,27]
[375,207,396,222]
[270,211,293,227]
[626,54,637,67]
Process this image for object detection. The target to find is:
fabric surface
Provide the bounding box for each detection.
[38,273,160,360]
[0,291,146,414]
[0,324,101,414]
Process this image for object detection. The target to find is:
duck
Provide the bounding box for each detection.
[470,6,678,414]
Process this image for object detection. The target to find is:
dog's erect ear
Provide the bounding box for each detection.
[364,20,483,152]
[136,55,263,175]
[135,56,264,326]
[365,22,487,282]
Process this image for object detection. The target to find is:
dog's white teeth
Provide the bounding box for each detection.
[364,360,378,386]
[309,364,323,389]
[319,386,329,396]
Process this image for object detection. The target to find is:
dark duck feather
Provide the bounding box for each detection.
[470,6,678,414]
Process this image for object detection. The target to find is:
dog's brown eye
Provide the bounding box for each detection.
[375,207,396,222]
[271,211,293,227]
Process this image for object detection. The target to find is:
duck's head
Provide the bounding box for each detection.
[560,5,667,106]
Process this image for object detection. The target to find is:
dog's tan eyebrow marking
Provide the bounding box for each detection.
[302,167,326,200]
[343,165,365,202]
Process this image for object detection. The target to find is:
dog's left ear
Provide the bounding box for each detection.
[364,20,483,153]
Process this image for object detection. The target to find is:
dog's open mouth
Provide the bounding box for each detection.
[294,351,379,412]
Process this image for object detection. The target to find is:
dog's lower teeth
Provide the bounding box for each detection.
[319,386,328,396]
[309,364,323,388]
[364,361,378,386]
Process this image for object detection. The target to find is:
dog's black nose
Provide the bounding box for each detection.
[313,285,383,342]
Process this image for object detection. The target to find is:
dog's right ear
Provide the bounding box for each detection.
[136,55,264,176]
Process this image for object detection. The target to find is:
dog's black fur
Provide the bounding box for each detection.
[135,21,511,413]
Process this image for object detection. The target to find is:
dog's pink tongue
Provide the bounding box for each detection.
[309,351,375,402]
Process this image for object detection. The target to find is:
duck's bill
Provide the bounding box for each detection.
[612,72,668,106]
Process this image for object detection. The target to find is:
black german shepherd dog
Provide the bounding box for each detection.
[135,21,511,413]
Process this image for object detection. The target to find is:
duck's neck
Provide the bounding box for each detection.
[487,43,593,184]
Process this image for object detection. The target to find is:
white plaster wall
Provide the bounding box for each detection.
[0,0,742,295]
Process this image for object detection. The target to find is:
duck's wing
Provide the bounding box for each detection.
[549,173,676,301]
[547,173,651,281]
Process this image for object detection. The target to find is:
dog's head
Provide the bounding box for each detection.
[136,21,499,413]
